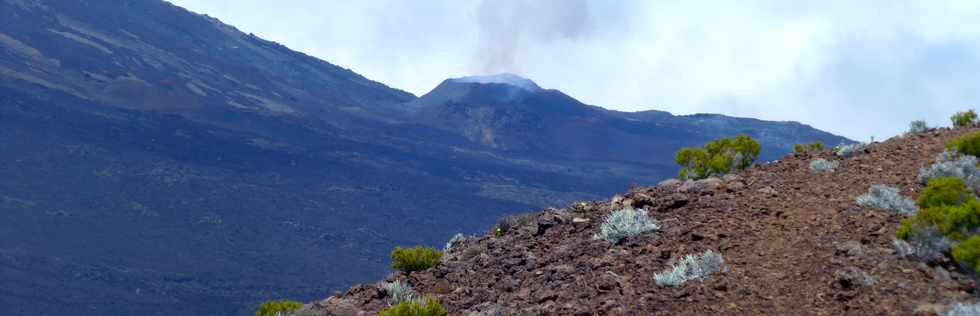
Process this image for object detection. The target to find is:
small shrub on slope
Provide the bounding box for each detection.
[494,212,536,236]
[898,176,980,269]
[382,280,415,305]
[946,302,980,316]
[256,299,303,316]
[835,143,867,158]
[856,185,918,215]
[899,177,980,239]
[443,233,464,252]
[948,132,980,157]
[377,296,446,316]
[391,246,443,273]
[918,177,975,209]
[809,159,840,172]
[918,150,980,193]
[909,120,929,134]
[941,200,980,240]
[675,134,761,180]
[593,207,660,244]
[654,250,727,286]
[794,142,825,154]
[951,109,978,127]
[952,236,980,274]
[894,226,954,263]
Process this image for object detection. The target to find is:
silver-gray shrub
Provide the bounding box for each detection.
[896,225,954,263]
[856,184,918,215]
[918,150,980,192]
[908,120,929,134]
[382,280,415,305]
[836,143,867,158]
[443,233,465,252]
[945,302,980,316]
[593,207,660,244]
[654,249,727,286]
[809,159,840,172]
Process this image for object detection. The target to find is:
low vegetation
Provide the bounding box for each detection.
[947,131,980,157]
[794,141,824,154]
[952,236,980,275]
[443,233,464,252]
[809,159,840,172]
[918,150,980,192]
[908,120,929,134]
[593,207,660,244]
[675,134,761,180]
[855,184,917,215]
[946,302,980,315]
[255,299,303,316]
[653,250,727,286]
[494,212,536,237]
[951,109,978,127]
[391,246,443,273]
[835,142,867,158]
[897,176,980,271]
[377,296,446,316]
[917,177,974,209]
[382,280,415,305]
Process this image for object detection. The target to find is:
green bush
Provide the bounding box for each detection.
[391,246,443,273]
[947,132,980,157]
[676,134,761,180]
[794,142,824,154]
[952,235,980,274]
[917,177,974,209]
[952,109,978,127]
[377,296,446,316]
[256,299,303,316]
[898,177,979,241]
[941,200,980,240]
[794,144,806,154]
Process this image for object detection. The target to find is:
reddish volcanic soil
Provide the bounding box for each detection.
[297,127,978,315]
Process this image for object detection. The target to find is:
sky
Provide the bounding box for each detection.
[167,0,980,140]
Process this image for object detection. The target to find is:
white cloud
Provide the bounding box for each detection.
[167,0,980,140]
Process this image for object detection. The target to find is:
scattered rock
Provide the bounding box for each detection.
[432,280,452,295]
[571,217,591,229]
[833,267,874,290]
[913,303,948,316]
[758,186,779,196]
[658,178,683,188]
[677,177,723,193]
[834,241,866,257]
[535,214,561,236]
[294,297,359,316]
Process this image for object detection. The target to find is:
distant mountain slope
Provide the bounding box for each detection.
[0,0,413,131]
[409,75,849,163]
[0,1,852,315]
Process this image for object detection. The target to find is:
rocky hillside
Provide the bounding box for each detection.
[298,127,977,315]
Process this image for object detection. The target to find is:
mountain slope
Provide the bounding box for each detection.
[0,0,413,131]
[409,75,849,163]
[0,1,855,315]
[300,127,975,315]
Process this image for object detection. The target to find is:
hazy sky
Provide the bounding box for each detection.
[167,0,980,140]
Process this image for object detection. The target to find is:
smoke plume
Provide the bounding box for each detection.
[475,0,593,73]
